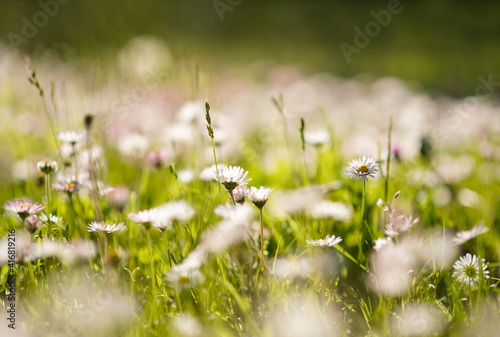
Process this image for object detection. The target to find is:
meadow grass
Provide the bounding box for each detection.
[0,54,499,337]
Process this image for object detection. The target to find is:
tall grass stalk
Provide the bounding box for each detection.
[384,117,393,201]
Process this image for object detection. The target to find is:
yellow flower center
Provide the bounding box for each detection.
[178,276,190,285]
[464,265,477,278]
[358,165,369,174]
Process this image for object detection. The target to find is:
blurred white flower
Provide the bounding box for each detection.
[391,303,446,337]
[107,185,130,211]
[145,150,167,168]
[274,257,315,280]
[12,159,36,182]
[129,200,195,231]
[118,36,172,80]
[57,130,86,145]
[201,204,254,253]
[59,240,96,264]
[177,169,194,183]
[214,203,254,221]
[416,230,458,269]
[452,221,489,245]
[385,215,419,237]
[199,164,226,181]
[452,253,489,289]
[345,155,379,182]
[172,313,203,337]
[52,170,89,194]
[164,123,195,145]
[271,183,341,216]
[306,234,342,247]
[369,244,416,297]
[373,237,393,251]
[176,101,204,123]
[39,213,62,224]
[457,188,481,208]
[270,296,341,337]
[118,133,149,158]
[153,200,195,230]
[432,185,452,207]
[166,264,204,289]
[304,130,330,146]
[309,201,353,221]
[77,145,104,169]
[128,209,157,229]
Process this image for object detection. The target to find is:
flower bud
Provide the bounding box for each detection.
[37,160,59,175]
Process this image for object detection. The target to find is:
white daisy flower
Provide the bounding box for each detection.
[3,198,46,219]
[309,201,353,221]
[452,222,489,245]
[57,130,86,145]
[306,234,342,247]
[385,215,419,237]
[213,165,251,193]
[345,156,379,182]
[87,221,127,233]
[246,186,273,209]
[452,253,489,289]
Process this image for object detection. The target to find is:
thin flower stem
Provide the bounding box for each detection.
[362,180,366,223]
[146,229,157,294]
[45,174,51,215]
[259,208,264,272]
[229,189,236,205]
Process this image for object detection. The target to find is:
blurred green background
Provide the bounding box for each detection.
[1,0,500,96]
